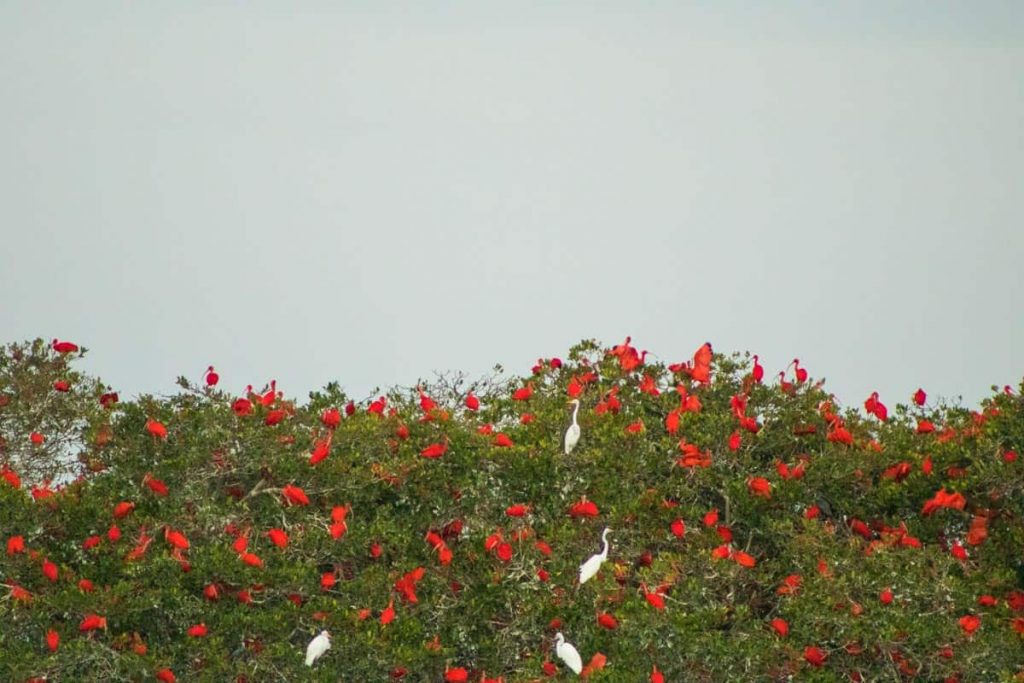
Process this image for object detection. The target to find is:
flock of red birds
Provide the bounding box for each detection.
[3,338,1020,681]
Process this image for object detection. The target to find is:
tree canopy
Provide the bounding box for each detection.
[1,337,1022,682]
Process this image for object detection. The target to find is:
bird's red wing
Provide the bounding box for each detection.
[690,343,713,384]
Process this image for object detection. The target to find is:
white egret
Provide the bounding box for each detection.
[578,527,611,585]
[304,630,331,666]
[563,399,581,455]
[554,632,583,675]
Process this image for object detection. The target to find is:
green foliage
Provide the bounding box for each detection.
[1,339,1022,682]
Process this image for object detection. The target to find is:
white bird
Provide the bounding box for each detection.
[554,632,583,675]
[578,527,611,585]
[304,630,331,667]
[563,399,581,454]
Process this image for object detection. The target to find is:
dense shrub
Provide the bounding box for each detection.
[1,337,1022,682]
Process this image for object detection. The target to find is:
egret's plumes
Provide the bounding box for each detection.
[578,527,611,585]
[554,632,583,675]
[305,630,331,666]
[563,399,581,455]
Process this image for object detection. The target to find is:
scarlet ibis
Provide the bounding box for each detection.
[51,339,78,354]
[563,399,581,454]
[554,632,583,675]
[305,630,331,666]
[578,527,611,585]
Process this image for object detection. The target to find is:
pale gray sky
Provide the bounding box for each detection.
[2,2,1022,409]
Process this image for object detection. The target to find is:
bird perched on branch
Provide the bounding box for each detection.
[555,632,583,674]
[563,399,581,454]
[305,630,331,666]
[579,527,611,585]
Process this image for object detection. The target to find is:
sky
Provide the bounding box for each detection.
[2,2,1022,410]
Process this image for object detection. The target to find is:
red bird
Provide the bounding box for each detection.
[444,668,469,682]
[493,433,513,448]
[641,583,666,610]
[748,477,771,498]
[9,583,32,602]
[124,530,153,562]
[368,396,387,415]
[464,392,480,411]
[266,528,289,549]
[665,409,680,435]
[864,392,888,421]
[670,518,685,538]
[264,409,286,426]
[240,552,264,568]
[484,531,503,553]
[321,407,342,429]
[257,380,278,407]
[420,441,448,458]
[512,383,534,401]
[610,336,633,356]
[921,488,966,516]
[804,646,827,667]
[79,614,107,632]
[143,474,169,497]
[113,501,135,518]
[687,343,714,384]
[204,366,219,386]
[165,528,189,550]
[145,419,168,439]
[309,435,332,465]
[232,396,253,416]
[233,534,249,554]
[380,598,395,625]
[569,498,599,518]
[732,550,756,568]
[7,535,25,555]
[418,388,437,413]
[751,355,764,383]
[496,542,513,562]
[792,359,808,384]
[282,484,310,506]
[51,339,79,354]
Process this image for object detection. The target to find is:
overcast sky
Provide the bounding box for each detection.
[2,2,1022,410]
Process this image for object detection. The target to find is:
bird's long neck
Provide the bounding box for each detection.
[571,402,580,425]
[600,531,609,558]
